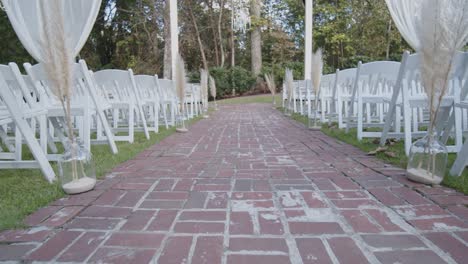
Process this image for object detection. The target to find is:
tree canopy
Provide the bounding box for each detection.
[0,0,412,89]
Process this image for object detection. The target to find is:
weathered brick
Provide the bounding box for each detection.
[227,255,292,264]
[425,232,467,263]
[230,211,254,234]
[375,250,445,264]
[324,190,368,199]
[93,189,125,205]
[174,222,225,233]
[173,179,194,191]
[154,179,175,191]
[296,237,333,264]
[148,191,189,200]
[184,191,208,208]
[147,210,178,231]
[121,210,155,230]
[229,237,288,252]
[0,228,52,243]
[289,222,344,235]
[361,234,425,249]
[89,248,155,264]
[332,199,379,209]
[408,217,468,231]
[179,211,226,221]
[232,192,272,200]
[26,230,81,261]
[328,237,369,264]
[67,217,120,230]
[105,232,164,248]
[116,191,146,207]
[390,187,431,205]
[192,236,223,264]
[80,206,132,218]
[0,244,36,261]
[206,192,228,208]
[24,205,63,226]
[58,231,105,262]
[368,188,405,206]
[259,211,284,235]
[301,192,327,208]
[341,210,381,233]
[140,200,184,209]
[365,209,403,232]
[158,236,193,264]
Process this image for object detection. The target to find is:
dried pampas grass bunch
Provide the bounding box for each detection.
[417,0,468,132]
[40,0,74,143]
[285,68,294,110]
[265,73,276,96]
[200,69,209,110]
[265,73,276,105]
[175,53,186,112]
[209,75,217,99]
[311,48,323,98]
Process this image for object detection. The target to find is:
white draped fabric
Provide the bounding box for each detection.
[1,0,101,61]
[384,0,423,50]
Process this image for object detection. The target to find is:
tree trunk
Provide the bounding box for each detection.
[386,20,392,60]
[163,0,172,79]
[218,0,225,67]
[188,2,209,70]
[250,0,262,76]
[206,0,220,66]
[230,0,235,67]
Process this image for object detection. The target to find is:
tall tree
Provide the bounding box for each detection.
[187,0,209,70]
[163,0,172,78]
[250,0,262,76]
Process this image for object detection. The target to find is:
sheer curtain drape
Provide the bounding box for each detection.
[384,0,423,50]
[1,0,101,61]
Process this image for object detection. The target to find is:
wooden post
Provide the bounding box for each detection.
[170,0,179,80]
[304,0,313,80]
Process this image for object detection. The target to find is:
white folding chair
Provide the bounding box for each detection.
[0,70,55,182]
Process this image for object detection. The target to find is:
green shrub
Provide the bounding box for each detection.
[187,66,255,98]
[228,66,256,95]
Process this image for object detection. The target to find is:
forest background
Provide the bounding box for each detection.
[0,0,414,98]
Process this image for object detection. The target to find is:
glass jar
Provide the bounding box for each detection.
[59,141,96,194]
[175,113,188,133]
[406,132,447,185]
[308,114,321,130]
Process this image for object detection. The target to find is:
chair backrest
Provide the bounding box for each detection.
[93,69,136,102]
[0,63,37,108]
[356,61,401,95]
[320,73,336,96]
[335,68,357,95]
[157,79,176,101]
[134,74,158,99]
[24,62,89,104]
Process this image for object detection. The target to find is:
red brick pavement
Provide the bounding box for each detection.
[1,103,467,263]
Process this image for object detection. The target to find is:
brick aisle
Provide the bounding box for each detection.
[1,103,467,263]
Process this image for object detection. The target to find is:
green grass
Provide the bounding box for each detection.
[284,110,468,194]
[0,117,202,231]
[219,94,281,105]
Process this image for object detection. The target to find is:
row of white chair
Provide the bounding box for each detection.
[284,51,468,176]
[0,60,205,182]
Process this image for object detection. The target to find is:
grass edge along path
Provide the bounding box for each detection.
[285,110,468,195]
[0,116,203,231]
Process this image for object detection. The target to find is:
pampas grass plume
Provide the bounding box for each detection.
[175,53,186,105]
[285,68,294,99]
[265,73,276,96]
[418,0,468,130]
[200,69,209,106]
[311,48,323,97]
[209,75,217,99]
